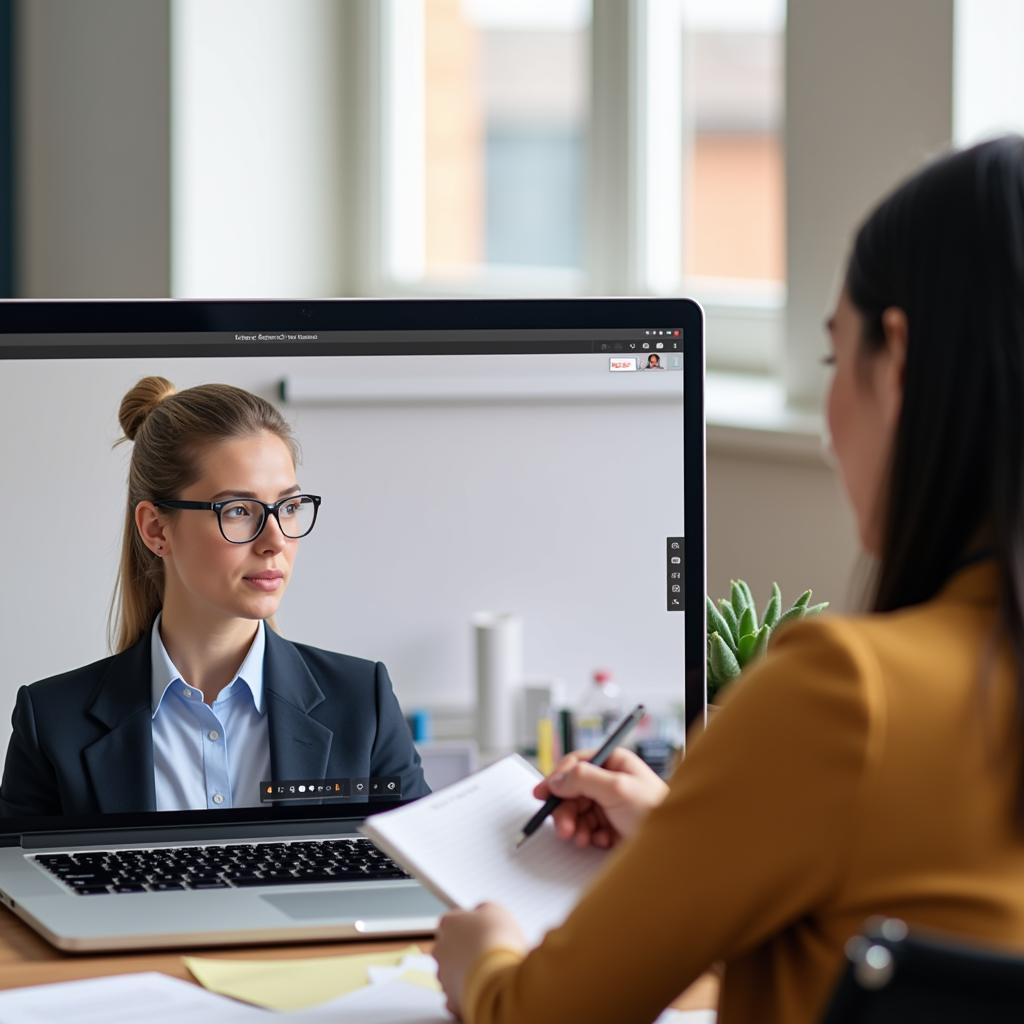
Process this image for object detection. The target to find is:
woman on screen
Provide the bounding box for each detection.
[433,137,1024,1023]
[0,377,428,817]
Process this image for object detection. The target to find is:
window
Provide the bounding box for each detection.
[681,0,786,370]
[424,0,590,279]
[370,0,784,370]
[683,0,785,293]
[377,0,590,293]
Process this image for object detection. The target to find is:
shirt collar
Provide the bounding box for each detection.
[150,613,267,717]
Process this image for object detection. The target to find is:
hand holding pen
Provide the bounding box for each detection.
[519,705,670,850]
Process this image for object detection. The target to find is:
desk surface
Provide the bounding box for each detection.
[0,907,718,1011]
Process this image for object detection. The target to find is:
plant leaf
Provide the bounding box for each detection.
[706,652,721,689]
[707,673,723,700]
[752,623,771,660]
[706,597,735,647]
[709,632,742,682]
[738,580,756,616]
[737,631,757,665]
[762,582,782,629]
[774,605,806,632]
[794,589,812,610]
[738,604,756,640]
[805,601,829,616]
[718,598,740,638]
[730,579,750,616]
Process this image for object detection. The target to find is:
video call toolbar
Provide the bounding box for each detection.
[259,778,403,802]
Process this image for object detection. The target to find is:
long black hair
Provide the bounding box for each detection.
[846,135,1024,815]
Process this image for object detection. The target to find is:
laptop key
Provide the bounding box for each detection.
[226,875,265,886]
[232,875,302,887]
[112,884,147,894]
[75,885,111,895]
[151,882,185,891]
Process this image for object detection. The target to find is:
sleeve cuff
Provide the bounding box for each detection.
[462,947,527,1024]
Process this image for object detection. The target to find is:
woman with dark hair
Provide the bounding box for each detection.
[433,136,1024,1023]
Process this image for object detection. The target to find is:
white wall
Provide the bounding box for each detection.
[953,0,1024,143]
[706,439,861,619]
[171,0,351,296]
[17,0,171,296]
[785,0,956,406]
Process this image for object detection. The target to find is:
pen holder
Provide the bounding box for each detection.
[473,612,522,755]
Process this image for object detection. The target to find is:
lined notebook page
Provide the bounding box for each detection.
[361,754,610,946]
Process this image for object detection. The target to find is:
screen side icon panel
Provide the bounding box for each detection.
[666,537,684,612]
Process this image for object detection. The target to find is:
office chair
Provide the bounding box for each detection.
[819,917,1024,1023]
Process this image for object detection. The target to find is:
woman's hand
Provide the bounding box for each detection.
[532,747,669,849]
[433,902,527,1020]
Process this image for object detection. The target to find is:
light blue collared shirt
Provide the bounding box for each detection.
[150,614,271,811]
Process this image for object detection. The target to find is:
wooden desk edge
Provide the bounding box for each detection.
[0,906,720,1011]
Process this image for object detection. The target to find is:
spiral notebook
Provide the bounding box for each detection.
[359,754,611,946]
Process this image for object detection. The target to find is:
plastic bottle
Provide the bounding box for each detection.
[574,669,624,749]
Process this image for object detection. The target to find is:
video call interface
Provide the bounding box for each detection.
[0,327,686,820]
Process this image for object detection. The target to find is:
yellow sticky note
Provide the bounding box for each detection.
[184,944,421,1011]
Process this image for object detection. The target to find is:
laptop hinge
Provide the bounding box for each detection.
[17,819,360,850]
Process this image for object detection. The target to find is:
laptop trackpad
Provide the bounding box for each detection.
[262,887,445,921]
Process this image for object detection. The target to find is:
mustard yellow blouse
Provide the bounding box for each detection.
[464,562,1024,1023]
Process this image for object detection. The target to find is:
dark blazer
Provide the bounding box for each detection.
[0,627,430,818]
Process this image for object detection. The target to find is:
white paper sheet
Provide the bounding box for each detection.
[654,1011,717,1024]
[361,754,610,946]
[291,979,449,1022]
[0,972,266,1024]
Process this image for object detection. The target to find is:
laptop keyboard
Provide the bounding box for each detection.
[32,837,410,895]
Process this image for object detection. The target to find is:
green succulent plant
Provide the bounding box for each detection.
[706,580,829,700]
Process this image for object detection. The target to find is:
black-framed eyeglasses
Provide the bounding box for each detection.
[154,494,322,544]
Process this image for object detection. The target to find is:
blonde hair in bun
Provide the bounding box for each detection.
[116,375,177,443]
[109,377,300,653]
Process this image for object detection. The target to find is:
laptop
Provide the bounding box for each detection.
[0,297,705,951]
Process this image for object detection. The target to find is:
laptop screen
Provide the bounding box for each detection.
[0,299,704,831]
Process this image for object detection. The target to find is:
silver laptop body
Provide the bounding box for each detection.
[0,819,444,951]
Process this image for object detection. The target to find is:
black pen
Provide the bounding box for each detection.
[515,703,646,850]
